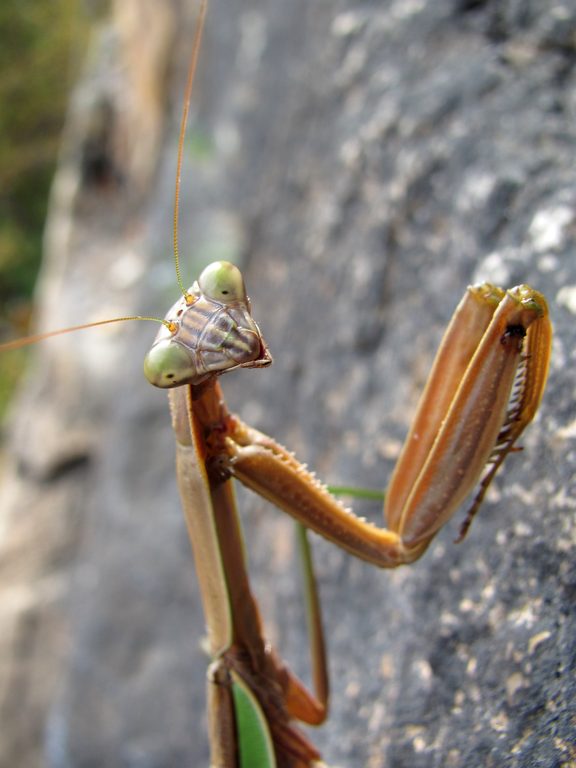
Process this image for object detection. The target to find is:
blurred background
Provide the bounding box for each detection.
[0,1,575,767]
[0,0,90,417]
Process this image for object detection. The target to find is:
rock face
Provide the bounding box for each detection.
[1,1,574,766]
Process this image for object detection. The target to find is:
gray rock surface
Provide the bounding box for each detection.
[0,1,574,767]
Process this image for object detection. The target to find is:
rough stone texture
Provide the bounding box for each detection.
[1,1,575,767]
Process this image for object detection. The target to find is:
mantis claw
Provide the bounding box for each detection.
[221,282,551,565]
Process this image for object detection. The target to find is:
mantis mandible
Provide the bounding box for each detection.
[0,2,553,766]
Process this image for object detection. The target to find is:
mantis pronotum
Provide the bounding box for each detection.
[1,1,560,765]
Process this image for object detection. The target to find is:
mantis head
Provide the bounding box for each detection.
[143,261,272,389]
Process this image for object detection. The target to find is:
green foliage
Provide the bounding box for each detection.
[0,0,88,417]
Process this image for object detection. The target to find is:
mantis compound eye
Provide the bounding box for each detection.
[143,340,195,388]
[198,261,248,304]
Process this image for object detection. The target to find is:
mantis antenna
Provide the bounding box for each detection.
[173,0,208,303]
[0,316,176,352]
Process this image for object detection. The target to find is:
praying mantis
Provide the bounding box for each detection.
[0,1,564,768]
[140,258,551,767]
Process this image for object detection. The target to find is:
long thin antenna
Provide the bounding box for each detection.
[173,0,208,303]
[0,316,175,353]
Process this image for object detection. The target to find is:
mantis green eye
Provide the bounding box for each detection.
[143,340,194,388]
[198,261,247,304]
